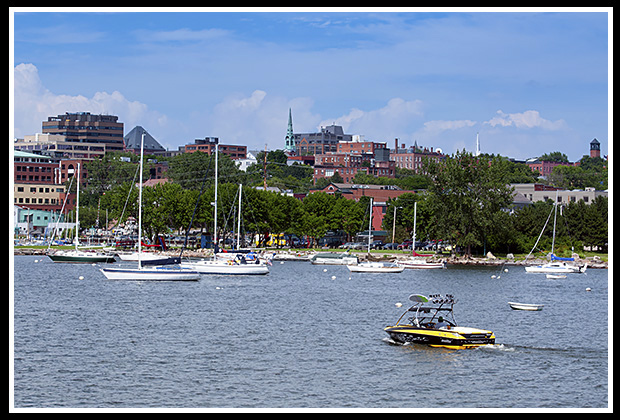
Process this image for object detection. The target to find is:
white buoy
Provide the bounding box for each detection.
[395,302,403,308]
[34,259,39,263]
[323,268,327,272]
[586,287,591,292]
[78,276,84,280]
[280,261,284,264]
[491,275,496,279]
[331,275,336,280]
[504,268,509,272]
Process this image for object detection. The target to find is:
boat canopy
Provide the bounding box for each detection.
[550,253,574,261]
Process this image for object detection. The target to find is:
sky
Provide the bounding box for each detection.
[10,8,611,161]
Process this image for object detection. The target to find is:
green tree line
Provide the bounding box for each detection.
[69,149,606,255]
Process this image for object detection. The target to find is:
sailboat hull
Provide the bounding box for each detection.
[48,251,116,263]
[524,262,586,273]
[100,267,199,281]
[181,260,269,275]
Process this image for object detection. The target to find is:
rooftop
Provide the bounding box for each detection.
[124,126,165,151]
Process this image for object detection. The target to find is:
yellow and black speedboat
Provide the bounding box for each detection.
[384,294,495,349]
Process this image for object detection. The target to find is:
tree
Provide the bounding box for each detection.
[423,150,514,255]
[84,152,150,207]
[381,192,425,242]
[167,151,242,190]
[330,171,344,183]
[540,151,569,163]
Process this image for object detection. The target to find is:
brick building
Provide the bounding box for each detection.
[391,140,444,173]
[13,150,77,212]
[315,182,417,230]
[183,137,247,160]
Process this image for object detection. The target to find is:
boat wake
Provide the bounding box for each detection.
[475,343,515,352]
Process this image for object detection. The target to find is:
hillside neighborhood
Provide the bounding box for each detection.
[13,111,608,257]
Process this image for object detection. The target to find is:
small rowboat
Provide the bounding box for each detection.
[508,302,544,311]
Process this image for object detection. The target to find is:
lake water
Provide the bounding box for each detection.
[12,255,609,409]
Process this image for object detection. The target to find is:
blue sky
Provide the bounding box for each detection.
[11,8,610,161]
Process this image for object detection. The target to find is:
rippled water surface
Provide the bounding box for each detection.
[13,255,609,408]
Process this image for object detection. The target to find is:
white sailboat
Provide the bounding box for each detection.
[396,202,446,269]
[100,134,199,281]
[47,162,116,263]
[180,144,270,275]
[346,198,404,273]
[347,261,404,273]
[524,192,586,274]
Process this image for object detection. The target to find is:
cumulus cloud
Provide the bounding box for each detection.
[484,109,566,130]
[13,63,169,142]
[319,97,424,140]
[203,90,321,150]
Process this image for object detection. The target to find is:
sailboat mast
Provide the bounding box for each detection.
[75,162,80,251]
[412,201,417,254]
[367,197,373,253]
[236,183,242,250]
[551,190,558,255]
[138,132,144,270]
[213,140,218,253]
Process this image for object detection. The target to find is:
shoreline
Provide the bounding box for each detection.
[14,247,609,269]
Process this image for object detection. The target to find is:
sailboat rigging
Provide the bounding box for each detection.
[100,133,199,281]
[47,162,116,263]
[524,191,586,274]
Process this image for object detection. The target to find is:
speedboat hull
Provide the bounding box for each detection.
[100,267,199,281]
[384,325,495,349]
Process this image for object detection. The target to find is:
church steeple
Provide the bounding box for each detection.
[284,108,295,153]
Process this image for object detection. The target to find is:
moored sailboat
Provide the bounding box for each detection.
[524,192,586,274]
[100,133,199,281]
[47,162,115,264]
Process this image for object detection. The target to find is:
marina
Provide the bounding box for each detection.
[12,255,608,408]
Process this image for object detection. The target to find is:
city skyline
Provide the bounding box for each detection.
[11,8,610,161]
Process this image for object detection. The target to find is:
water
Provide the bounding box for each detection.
[12,255,609,409]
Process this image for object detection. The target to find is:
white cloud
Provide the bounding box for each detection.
[484,110,566,130]
[202,90,321,151]
[135,28,231,43]
[13,63,171,144]
[319,97,424,141]
[422,119,476,133]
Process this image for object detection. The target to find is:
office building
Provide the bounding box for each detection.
[42,112,124,153]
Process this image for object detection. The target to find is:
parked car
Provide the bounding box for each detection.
[370,240,384,249]
[339,242,357,249]
[398,240,413,250]
[383,242,399,250]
